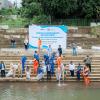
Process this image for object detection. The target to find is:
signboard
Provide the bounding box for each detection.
[29,25,68,50]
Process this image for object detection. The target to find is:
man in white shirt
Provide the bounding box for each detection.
[69,61,75,77]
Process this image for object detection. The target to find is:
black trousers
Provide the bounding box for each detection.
[86,64,91,72]
[77,73,81,80]
[59,52,62,56]
[1,70,5,77]
[47,71,51,80]
[70,70,74,77]
[24,44,28,50]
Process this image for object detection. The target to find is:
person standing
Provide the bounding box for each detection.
[61,63,65,81]
[72,42,77,56]
[46,62,51,80]
[24,37,29,50]
[33,58,39,74]
[0,61,5,77]
[49,55,55,76]
[18,62,22,78]
[44,53,49,65]
[11,36,16,48]
[21,55,27,73]
[42,61,46,78]
[69,61,75,77]
[38,38,42,56]
[34,51,39,62]
[56,67,61,81]
[56,55,62,69]
[58,45,62,56]
[82,64,90,85]
[47,45,52,57]
[83,55,92,72]
[76,63,82,80]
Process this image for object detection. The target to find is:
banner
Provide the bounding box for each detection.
[29,25,68,50]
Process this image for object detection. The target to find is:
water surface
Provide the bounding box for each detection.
[0,82,100,100]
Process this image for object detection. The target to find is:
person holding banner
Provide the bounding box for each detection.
[38,38,42,56]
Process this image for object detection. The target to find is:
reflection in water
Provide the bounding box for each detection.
[0,82,100,100]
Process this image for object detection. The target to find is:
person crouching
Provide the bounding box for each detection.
[25,66,31,80]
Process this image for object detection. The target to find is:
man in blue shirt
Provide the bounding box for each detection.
[21,55,27,73]
[34,51,39,62]
[44,53,49,65]
[49,55,55,76]
[76,63,82,80]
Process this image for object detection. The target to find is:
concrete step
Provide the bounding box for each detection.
[8,73,100,77]
[0,55,100,59]
[4,64,100,69]
[0,76,100,82]
[0,44,23,46]
[2,60,99,64]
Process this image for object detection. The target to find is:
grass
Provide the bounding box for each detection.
[0,17,29,28]
[91,25,100,36]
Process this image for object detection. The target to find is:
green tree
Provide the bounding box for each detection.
[39,0,78,18]
[21,0,43,18]
[21,0,100,19]
[77,0,100,18]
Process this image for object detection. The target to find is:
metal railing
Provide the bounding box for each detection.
[0,19,100,28]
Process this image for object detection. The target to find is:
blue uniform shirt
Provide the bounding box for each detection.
[34,53,39,61]
[38,67,43,74]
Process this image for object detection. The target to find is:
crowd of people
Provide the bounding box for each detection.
[0,38,92,85]
[0,50,92,85]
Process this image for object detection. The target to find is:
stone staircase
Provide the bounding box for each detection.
[0,29,25,48]
[0,28,100,82]
[67,32,100,49]
[0,28,100,49]
[0,49,100,82]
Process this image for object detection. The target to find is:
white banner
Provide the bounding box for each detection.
[29,25,68,50]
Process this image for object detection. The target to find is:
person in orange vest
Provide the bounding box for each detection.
[33,58,39,74]
[56,55,62,69]
[38,38,42,56]
[82,64,90,86]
